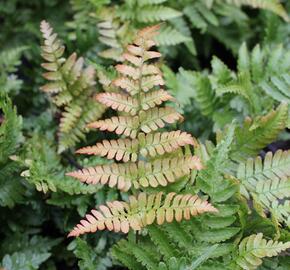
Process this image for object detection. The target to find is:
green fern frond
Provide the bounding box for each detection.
[197,123,238,202]
[224,0,289,21]
[147,225,179,260]
[0,95,24,207]
[235,233,290,270]
[20,134,101,195]
[237,149,290,226]
[156,26,191,46]
[230,103,288,162]
[137,6,181,22]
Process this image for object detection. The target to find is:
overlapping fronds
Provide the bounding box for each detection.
[0,95,24,207]
[96,0,192,60]
[235,233,290,270]
[224,0,289,21]
[197,124,238,203]
[68,192,217,237]
[230,103,287,162]
[40,20,105,152]
[237,150,290,225]
[20,134,101,195]
[68,25,210,238]
[215,43,289,116]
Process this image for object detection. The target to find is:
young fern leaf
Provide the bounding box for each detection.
[68,192,217,237]
[68,25,215,237]
[235,233,290,270]
[40,21,105,152]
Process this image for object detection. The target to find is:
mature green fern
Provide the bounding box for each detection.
[0,95,24,207]
[223,0,289,21]
[229,103,288,162]
[19,133,102,195]
[237,150,290,226]
[0,46,27,95]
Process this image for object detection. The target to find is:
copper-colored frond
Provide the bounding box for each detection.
[68,192,217,237]
[66,155,202,191]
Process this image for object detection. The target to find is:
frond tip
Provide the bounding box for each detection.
[236,233,290,269]
[68,192,217,237]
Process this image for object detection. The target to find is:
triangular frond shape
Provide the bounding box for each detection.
[68,192,217,237]
[67,156,202,191]
[235,233,290,270]
[68,25,206,238]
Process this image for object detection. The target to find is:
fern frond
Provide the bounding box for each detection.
[272,201,290,227]
[237,150,290,225]
[112,240,145,269]
[0,96,22,164]
[230,103,288,162]
[137,6,181,23]
[40,20,105,152]
[224,0,289,21]
[260,73,290,104]
[147,225,179,260]
[235,233,290,269]
[0,95,24,207]
[68,192,217,237]
[67,156,202,191]
[76,131,195,160]
[69,25,207,242]
[197,124,238,202]
[155,26,191,46]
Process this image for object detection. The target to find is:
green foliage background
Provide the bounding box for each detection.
[0,0,289,269]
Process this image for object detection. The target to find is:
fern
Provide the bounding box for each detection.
[234,233,290,270]
[96,0,192,60]
[67,238,112,270]
[223,0,289,21]
[230,103,288,162]
[40,21,105,152]
[237,150,290,226]
[68,25,216,237]
[0,46,27,95]
[20,133,101,195]
[0,95,24,207]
